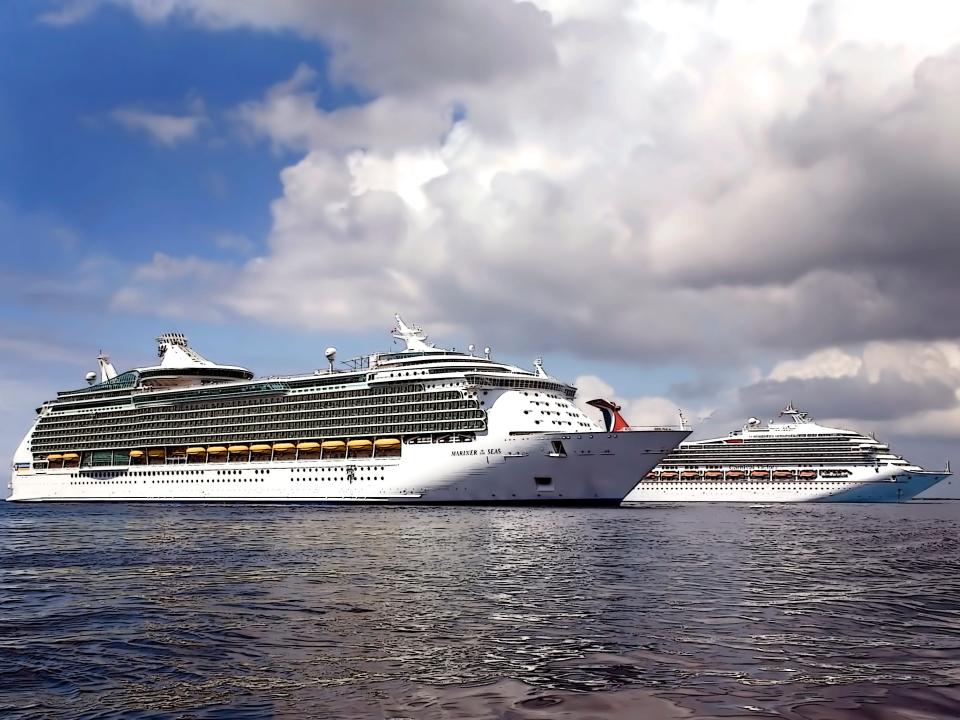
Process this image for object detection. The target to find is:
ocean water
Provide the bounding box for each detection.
[1,501,959,719]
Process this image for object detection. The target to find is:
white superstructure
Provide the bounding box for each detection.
[8,317,689,504]
[624,404,950,503]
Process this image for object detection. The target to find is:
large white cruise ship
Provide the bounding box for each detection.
[8,317,689,504]
[623,404,950,503]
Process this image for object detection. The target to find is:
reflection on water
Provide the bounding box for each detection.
[1,502,959,719]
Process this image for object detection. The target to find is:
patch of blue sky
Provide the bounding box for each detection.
[0,3,706,428]
[0,4,368,270]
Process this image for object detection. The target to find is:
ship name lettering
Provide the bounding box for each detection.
[451,448,503,457]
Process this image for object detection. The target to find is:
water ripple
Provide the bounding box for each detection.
[1,502,959,718]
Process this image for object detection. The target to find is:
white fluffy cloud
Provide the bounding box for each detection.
[769,348,862,382]
[100,1,960,355]
[48,0,960,461]
[737,340,960,446]
[110,98,207,146]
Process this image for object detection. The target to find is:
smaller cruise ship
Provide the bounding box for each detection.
[623,404,950,503]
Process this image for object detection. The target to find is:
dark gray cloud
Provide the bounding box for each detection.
[657,46,960,353]
[737,370,957,423]
[100,3,960,369]
[90,0,558,96]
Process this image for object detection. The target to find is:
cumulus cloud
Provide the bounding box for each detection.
[732,341,960,448]
[101,2,960,361]
[50,0,960,463]
[110,98,207,146]
[768,348,862,382]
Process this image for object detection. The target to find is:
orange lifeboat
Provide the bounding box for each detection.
[644,471,659,481]
[750,470,770,480]
[773,469,796,479]
[726,470,746,480]
[681,470,701,480]
[660,471,679,481]
[798,469,818,480]
[704,471,723,480]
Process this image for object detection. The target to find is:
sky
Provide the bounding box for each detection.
[2,0,960,477]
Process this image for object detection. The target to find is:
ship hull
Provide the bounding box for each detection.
[9,429,687,504]
[623,468,949,504]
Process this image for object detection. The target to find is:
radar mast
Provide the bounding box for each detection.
[392,314,435,352]
[779,402,812,424]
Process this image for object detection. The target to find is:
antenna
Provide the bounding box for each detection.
[85,371,97,385]
[325,347,337,373]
